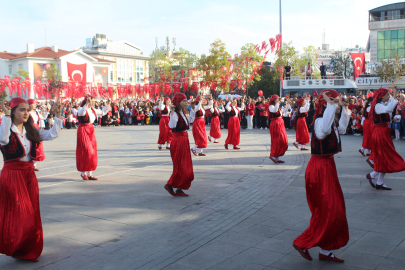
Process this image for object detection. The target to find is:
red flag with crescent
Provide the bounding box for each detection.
[67,62,87,83]
[200,81,207,89]
[135,84,140,96]
[220,80,227,89]
[182,82,189,92]
[230,80,236,90]
[350,53,365,79]
[192,82,198,92]
[164,83,172,95]
[210,81,217,90]
[174,82,181,93]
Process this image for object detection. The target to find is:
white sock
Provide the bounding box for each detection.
[377,172,386,185]
[33,161,37,168]
[275,157,279,161]
[367,149,371,154]
[158,144,162,147]
[370,171,378,179]
[214,138,217,142]
[320,249,334,257]
[193,144,197,151]
[167,143,170,148]
[396,130,400,139]
[81,172,86,177]
[361,147,365,152]
[87,171,92,176]
[208,135,211,140]
[199,149,203,154]
[301,145,306,149]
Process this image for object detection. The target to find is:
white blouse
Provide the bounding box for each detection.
[78,104,111,123]
[299,102,309,113]
[159,101,170,116]
[195,102,205,117]
[30,110,48,124]
[375,96,398,117]
[269,103,280,113]
[225,101,239,117]
[168,112,188,132]
[0,117,62,161]
[314,103,351,141]
[281,104,291,117]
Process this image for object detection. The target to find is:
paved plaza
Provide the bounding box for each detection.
[1,125,405,270]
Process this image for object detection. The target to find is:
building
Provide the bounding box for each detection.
[369,2,405,63]
[0,44,114,99]
[81,33,149,84]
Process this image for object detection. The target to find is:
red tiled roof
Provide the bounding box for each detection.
[0,47,73,60]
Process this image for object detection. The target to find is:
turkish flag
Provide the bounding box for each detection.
[135,84,140,96]
[174,82,181,93]
[312,90,318,97]
[67,62,87,83]
[182,82,189,92]
[160,74,165,82]
[210,81,217,90]
[351,53,365,79]
[200,81,207,89]
[155,84,160,96]
[221,80,227,89]
[164,83,172,95]
[192,82,199,92]
[230,80,236,90]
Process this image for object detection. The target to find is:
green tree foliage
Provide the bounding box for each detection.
[198,39,231,91]
[232,43,265,89]
[41,62,63,98]
[248,67,280,98]
[14,68,30,79]
[328,52,353,78]
[376,50,404,82]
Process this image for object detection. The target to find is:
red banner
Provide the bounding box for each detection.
[221,80,227,89]
[192,82,198,92]
[67,62,87,84]
[230,80,236,90]
[135,84,140,96]
[182,82,189,92]
[164,83,172,95]
[350,52,365,79]
[200,81,207,89]
[174,82,181,93]
[210,81,217,90]
[160,74,165,82]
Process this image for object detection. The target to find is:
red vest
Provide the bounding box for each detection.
[172,113,189,132]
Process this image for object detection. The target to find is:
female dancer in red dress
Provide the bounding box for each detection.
[27,99,47,171]
[293,96,310,151]
[157,95,173,150]
[359,96,373,157]
[224,98,241,150]
[0,98,62,262]
[293,90,351,263]
[366,87,405,190]
[191,95,208,156]
[76,95,111,180]
[268,95,288,164]
[164,93,194,197]
[208,100,225,143]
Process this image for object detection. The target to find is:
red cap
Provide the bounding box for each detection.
[172,93,187,105]
[27,99,37,105]
[164,97,170,103]
[10,97,28,109]
[194,96,201,102]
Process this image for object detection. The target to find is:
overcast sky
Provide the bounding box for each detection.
[0,0,397,61]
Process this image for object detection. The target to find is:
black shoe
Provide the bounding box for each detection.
[376,184,392,190]
[164,184,176,196]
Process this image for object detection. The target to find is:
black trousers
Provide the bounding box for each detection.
[260,116,267,128]
[283,117,290,129]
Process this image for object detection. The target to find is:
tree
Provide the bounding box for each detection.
[298,46,320,78]
[248,67,280,98]
[231,43,265,95]
[198,39,231,92]
[328,52,352,78]
[274,41,300,79]
[14,68,30,79]
[40,62,63,99]
[376,50,405,82]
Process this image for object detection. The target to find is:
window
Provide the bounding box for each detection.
[8,65,12,75]
[377,29,405,61]
[18,64,23,70]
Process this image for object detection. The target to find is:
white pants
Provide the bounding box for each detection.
[247,115,253,130]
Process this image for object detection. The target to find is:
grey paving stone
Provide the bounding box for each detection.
[346,239,396,257]
[209,256,267,270]
[336,250,385,269]
[270,254,327,270]
[195,241,249,258]
[175,250,227,269]
[163,263,199,270]
[230,247,285,266]
[255,238,296,254]
[359,231,405,246]
[375,257,405,270]
[241,224,285,238]
[212,231,268,247]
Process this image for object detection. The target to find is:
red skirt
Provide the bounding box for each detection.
[270,117,288,157]
[294,155,349,250]
[372,123,405,173]
[157,116,173,144]
[0,161,43,260]
[362,118,374,150]
[296,117,310,145]
[192,117,207,148]
[210,116,221,139]
[168,132,194,190]
[33,123,45,161]
[225,116,240,146]
[76,123,97,172]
